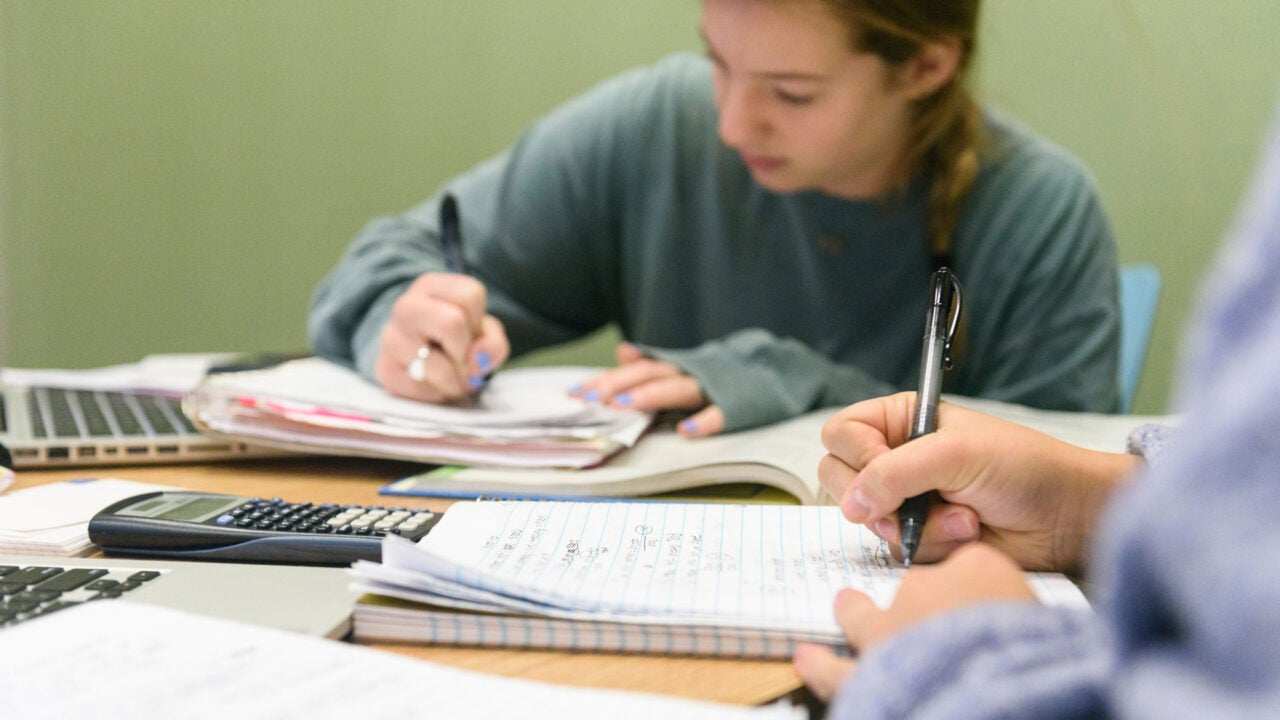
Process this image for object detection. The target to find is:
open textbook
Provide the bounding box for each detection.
[349,500,1089,658]
[183,358,652,469]
[4,602,803,720]
[384,408,833,504]
[382,396,1177,505]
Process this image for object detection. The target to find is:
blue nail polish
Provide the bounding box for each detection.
[469,374,484,389]
[584,390,600,402]
[477,351,491,372]
[614,393,631,406]
[680,420,696,433]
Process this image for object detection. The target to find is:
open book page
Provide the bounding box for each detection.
[355,501,1088,644]
[2,602,803,720]
[384,408,837,504]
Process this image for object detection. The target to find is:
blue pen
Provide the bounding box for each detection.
[898,267,963,567]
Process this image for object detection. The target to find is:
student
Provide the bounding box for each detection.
[796,104,1280,719]
[309,0,1120,438]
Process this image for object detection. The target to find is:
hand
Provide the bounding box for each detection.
[794,543,1036,701]
[819,392,1136,573]
[570,343,726,437]
[375,273,511,403]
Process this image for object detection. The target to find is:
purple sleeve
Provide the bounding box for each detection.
[829,603,1110,720]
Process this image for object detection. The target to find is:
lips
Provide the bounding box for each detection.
[741,154,786,172]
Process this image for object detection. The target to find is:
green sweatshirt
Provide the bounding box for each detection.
[309,53,1120,431]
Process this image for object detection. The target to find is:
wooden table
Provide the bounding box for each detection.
[10,457,805,707]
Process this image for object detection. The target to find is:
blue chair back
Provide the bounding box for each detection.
[1118,263,1162,413]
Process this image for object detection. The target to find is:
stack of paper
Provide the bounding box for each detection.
[349,500,1090,657]
[183,358,653,469]
[0,478,174,556]
[5,602,805,720]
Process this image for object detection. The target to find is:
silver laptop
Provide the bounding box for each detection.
[0,384,283,468]
[0,554,358,638]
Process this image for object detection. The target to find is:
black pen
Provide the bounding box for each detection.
[439,193,491,393]
[440,193,465,274]
[898,267,962,567]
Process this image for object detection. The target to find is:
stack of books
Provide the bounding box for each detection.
[183,358,652,469]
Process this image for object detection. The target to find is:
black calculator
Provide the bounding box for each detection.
[88,491,441,566]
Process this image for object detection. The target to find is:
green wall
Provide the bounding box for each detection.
[3,1,1280,415]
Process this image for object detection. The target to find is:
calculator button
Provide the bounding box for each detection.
[335,525,353,534]
[216,514,236,526]
[126,571,161,582]
[313,525,334,533]
[0,566,19,577]
[355,526,373,535]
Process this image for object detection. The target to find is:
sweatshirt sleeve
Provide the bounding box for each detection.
[638,329,896,432]
[829,603,1111,720]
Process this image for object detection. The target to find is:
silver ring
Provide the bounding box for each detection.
[407,344,431,382]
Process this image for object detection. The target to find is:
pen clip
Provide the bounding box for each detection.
[940,270,963,371]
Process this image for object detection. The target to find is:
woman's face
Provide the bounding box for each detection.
[702,0,919,199]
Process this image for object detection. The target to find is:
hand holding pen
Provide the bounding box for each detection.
[374,192,510,404]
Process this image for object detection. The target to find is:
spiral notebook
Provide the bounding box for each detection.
[350,501,1089,657]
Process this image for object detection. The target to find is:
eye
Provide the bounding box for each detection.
[775,89,817,106]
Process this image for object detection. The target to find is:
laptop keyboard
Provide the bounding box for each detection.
[24,388,196,439]
[0,563,164,628]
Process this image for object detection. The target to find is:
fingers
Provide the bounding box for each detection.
[792,643,857,702]
[862,503,982,565]
[575,359,702,407]
[828,404,988,526]
[572,348,707,413]
[376,273,509,402]
[677,405,725,437]
[830,588,883,651]
[470,315,510,387]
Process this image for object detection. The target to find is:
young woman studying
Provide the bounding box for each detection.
[309,0,1120,437]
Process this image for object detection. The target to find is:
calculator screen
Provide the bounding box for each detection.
[159,497,239,522]
[117,493,247,522]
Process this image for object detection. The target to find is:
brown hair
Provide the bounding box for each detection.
[821,0,985,266]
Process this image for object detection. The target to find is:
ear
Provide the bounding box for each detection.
[898,37,963,100]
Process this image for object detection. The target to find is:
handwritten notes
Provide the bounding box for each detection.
[353,501,1090,655]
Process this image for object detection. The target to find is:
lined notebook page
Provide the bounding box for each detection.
[383,502,1088,637]
[2,602,802,720]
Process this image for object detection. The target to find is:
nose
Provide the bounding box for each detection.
[716,80,762,150]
